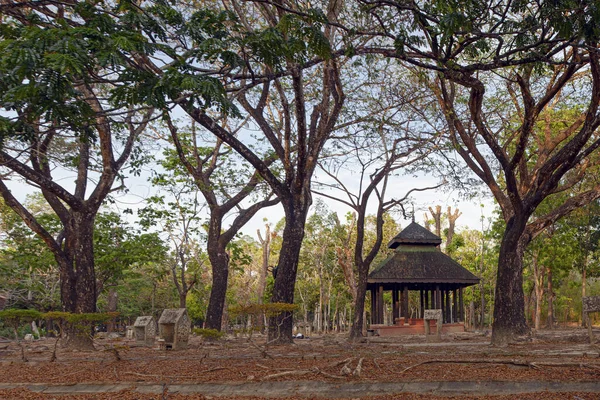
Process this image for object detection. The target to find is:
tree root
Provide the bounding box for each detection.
[340,360,352,376]
[373,357,382,370]
[353,357,364,377]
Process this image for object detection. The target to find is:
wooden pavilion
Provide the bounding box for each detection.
[367,221,479,335]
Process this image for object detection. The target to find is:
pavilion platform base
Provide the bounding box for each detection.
[371,319,464,336]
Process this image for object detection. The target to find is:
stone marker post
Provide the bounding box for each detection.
[424,309,443,341]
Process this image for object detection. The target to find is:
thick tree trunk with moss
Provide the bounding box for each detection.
[57,210,97,350]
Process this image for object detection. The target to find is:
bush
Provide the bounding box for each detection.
[0,309,42,340]
[42,311,119,338]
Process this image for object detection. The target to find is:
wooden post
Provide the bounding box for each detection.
[377,285,384,325]
[392,287,399,323]
[452,290,458,323]
[420,290,424,318]
[445,290,451,323]
[442,290,446,323]
[370,288,376,325]
[459,288,464,322]
[403,286,409,324]
[435,285,441,314]
[399,289,404,319]
[425,289,429,309]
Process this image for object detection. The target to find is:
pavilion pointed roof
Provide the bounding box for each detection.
[388,221,442,248]
[369,222,479,287]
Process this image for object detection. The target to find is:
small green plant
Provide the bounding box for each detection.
[0,309,42,361]
[192,328,225,340]
[42,311,119,359]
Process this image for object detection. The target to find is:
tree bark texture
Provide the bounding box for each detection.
[491,218,530,345]
[205,218,230,330]
[58,210,97,350]
[268,196,311,343]
[53,211,97,315]
[349,265,368,339]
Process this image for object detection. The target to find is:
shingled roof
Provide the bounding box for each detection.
[369,247,479,284]
[388,221,442,248]
[370,222,479,286]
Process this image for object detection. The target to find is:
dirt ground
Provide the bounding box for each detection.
[0,328,599,399]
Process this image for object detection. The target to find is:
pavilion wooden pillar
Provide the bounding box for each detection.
[452,289,458,323]
[435,285,441,312]
[459,288,464,322]
[377,285,384,324]
[419,290,424,318]
[370,287,376,324]
[444,290,451,323]
[425,289,430,309]
[392,286,399,323]
[402,286,409,323]
[442,290,446,322]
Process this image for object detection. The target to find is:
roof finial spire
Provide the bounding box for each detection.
[412,204,415,223]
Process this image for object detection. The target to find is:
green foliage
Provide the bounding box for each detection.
[94,211,168,291]
[42,311,118,338]
[0,0,245,145]
[0,309,41,340]
[244,9,332,71]
[0,309,42,324]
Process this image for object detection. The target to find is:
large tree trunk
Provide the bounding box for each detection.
[60,211,97,350]
[205,243,230,330]
[491,217,530,345]
[268,196,310,343]
[349,264,368,339]
[179,292,187,309]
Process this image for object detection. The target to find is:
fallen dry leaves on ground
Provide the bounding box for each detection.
[0,328,599,399]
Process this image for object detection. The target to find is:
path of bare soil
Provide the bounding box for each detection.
[0,328,599,399]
